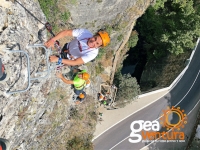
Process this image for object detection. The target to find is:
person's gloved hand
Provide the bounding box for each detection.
[49,55,59,62]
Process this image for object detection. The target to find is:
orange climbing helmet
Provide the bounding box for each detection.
[98,31,110,47]
[79,93,85,99]
[82,72,90,80]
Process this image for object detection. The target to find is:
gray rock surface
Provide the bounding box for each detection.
[0,0,150,149]
[67,0,150,51]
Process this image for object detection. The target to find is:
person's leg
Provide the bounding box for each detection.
[61,43,69,59]
[77,91,86,102]
[61,43,68,52]
[74,88,84,96]
[73,88,82,102]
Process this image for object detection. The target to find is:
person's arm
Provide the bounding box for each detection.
[49,56,84,66]
[56,73,74,84]
[45,29,73,48]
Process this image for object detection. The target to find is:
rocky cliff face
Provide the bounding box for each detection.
[0,0,151,149]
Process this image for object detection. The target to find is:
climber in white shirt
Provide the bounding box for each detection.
[45,28,110,66]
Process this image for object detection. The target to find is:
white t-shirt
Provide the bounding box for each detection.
[67,29,98,63]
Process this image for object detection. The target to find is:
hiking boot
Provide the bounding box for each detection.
[72,94,78,101]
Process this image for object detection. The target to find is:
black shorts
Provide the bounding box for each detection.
[61,43,69,59]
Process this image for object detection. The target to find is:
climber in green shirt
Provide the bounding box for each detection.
[56,69,90,103]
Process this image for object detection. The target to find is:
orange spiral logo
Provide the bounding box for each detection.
[160,106,187,131]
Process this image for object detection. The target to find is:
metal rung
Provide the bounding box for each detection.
[6,45,52,94]
[27,44,51,79]
[6,50,31,94]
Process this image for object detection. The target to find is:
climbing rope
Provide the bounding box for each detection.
[14,0,45,25]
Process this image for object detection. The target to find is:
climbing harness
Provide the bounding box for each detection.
[77,38,90,52]
[42,22,64,72]
[53,41,64,72]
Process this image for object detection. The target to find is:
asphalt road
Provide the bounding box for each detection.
[93,40,200,150]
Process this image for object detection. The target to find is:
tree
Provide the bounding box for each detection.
[137,0,200,57]
[115,74,141,107]
[153,0,168,10]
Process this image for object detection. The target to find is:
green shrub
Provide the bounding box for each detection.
[38,0,71,33]
[128,32,139,48]
[117,34,123,41]
[69,107,79,120]
[104,25,113,35]
[97,0,102,3]
[137,0,200,56]
[96,47,106,59]
[66,135,93,150]
[38,0,56,21]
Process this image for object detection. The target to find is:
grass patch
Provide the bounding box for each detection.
[38,0,71,33]
[69,0,77,5]
[60,11,71,22]
[96,47,106,59]
[97,0,102,3]
[95,62,104,75]
[104,25,113,35]
[117,34,123,42]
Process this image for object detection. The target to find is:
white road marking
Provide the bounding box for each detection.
[109,136,129,150]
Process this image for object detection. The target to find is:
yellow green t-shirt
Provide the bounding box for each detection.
[73,70,86,90]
